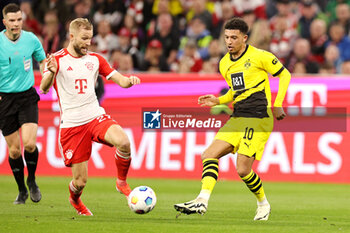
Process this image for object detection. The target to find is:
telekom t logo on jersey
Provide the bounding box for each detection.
[75,79,87,94]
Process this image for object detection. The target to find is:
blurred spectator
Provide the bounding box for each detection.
[109,48,123,69]
[33,0,70,26]
[73,0,93,20]
[93,0,126,30]
[270,0,298,63]
[126,0,154,31]
[200,39,222,74]
[148,13,180,66]
[231,0,267,19]
[123,12,145,49]
[211,0,234,39]
[177,39,203,73]
[309,19,328,64]
[118,53,135,73]
[248,20,272,51]
[186,0,214,31]
[205,39,223,71]
[298,0,327,39]
[324,44,342,73]
[201,60,217,74]
[332,3,350,35]
[266,0,278,19]
[152,0,184,16]
[319,62,336,74]
[117,27,142,70]
[92,20,119,60]
[126,0,145,26]
[315,0,328,12]
[270,15,298,63]
[118,27,132,52]
[140,39,170,72]
[243,10,257,34]
[286,38,319,73]
[325,0,350,22]
[20,1,41,35]
[293,62,307,74]
[326,22,350,61]
[341,60,350,74]
[179,16,212,60]
[273,0,295,17]
[42,10,63,54]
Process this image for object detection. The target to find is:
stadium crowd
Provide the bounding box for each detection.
[1,0,350,75]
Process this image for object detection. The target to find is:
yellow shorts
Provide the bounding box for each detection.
[214,116,273,160]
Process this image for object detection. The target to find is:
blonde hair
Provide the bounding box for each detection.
[69,18,92,34]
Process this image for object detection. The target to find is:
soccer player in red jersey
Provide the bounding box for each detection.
[40,18,140,216]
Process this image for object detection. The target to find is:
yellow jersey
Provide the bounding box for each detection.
[219,44,285,118]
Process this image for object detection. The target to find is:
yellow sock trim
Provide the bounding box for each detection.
[201,158,219,194]
[241,169,254,181]
[203,158,219,163]
[241,170,266,202]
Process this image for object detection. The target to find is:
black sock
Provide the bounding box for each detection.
[24,147,38,183]
[8,156,27,193]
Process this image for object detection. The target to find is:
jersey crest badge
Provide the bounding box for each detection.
[65,149,74,159]
[244,59,251,69]
[85,62,94,71]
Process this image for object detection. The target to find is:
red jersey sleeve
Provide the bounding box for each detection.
[92,53,116,79]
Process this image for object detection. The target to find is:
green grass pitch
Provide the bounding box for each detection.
[0,176,349,233]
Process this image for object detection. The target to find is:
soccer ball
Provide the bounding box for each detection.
[128,186,156,214]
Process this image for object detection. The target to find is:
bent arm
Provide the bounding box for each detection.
[109,71,140,88]
[40,71,55,94]
[218,88,233,104]
[274,68,291,107]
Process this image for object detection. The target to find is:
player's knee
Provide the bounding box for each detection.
[236,167,250,178]
[8,148,21,159]
[74,179,87,190]
[23,143,36,153]
[201,150,209,160]
[117,139,130,154]
[201,148,217,160]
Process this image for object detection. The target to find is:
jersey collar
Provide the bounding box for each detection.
[230,44,249,62]
[2,30,23,44]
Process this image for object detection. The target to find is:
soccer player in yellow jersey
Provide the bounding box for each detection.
[174,17,291,221]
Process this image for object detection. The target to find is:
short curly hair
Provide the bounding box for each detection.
[224,17,249,34]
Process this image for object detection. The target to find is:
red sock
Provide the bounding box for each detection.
[115,149,131,181]
[69,180,82,202]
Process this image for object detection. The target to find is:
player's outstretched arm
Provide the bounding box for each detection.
[40,54,57,94]
[109,72,140,88]
[198,95,220,107]
[273,68,291,120]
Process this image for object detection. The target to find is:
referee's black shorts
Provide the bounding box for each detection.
[0,87,40,136]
